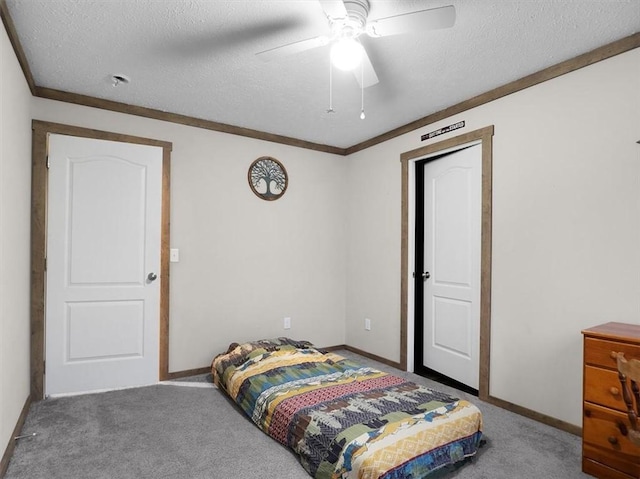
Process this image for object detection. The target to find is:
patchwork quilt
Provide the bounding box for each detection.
[212,338,483,479]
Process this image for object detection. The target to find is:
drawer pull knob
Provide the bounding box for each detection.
[607,436,618,445]
[610,351,618,360]
[610,387,620,396]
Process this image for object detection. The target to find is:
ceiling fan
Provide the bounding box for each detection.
[256,0,456,89]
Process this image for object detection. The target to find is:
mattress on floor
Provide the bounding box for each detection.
[212,338,483,479]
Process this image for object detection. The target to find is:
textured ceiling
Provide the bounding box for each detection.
[5,0,640,149]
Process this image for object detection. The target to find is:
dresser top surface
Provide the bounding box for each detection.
[582,322,640,342]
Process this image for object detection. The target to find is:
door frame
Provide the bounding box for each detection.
[400,125,493,400]
[30,120,173,400]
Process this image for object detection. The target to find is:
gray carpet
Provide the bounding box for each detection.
[5,350,590,479]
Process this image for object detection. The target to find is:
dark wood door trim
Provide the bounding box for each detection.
[400,125,494,400]
[30,120,173,400]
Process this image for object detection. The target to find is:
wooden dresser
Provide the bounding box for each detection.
[582,322,640,479]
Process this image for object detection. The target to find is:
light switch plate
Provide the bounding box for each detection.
[170,248,180,262]
[284,317,291,330]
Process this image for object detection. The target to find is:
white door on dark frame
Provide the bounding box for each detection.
[421,144,481,389]
[45,134,163,396]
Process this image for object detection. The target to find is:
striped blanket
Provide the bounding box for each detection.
[212,338,483,479]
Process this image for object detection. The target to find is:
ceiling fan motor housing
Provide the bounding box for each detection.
[343,0,370,32]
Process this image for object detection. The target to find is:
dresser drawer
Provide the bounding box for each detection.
[583,443,640,478]
[585,365,626,412]
[583,457,637,479]
[584,337,640,370]
[584,402,640,458]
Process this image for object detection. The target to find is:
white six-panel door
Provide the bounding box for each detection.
[45,134,163,396]
[423,144,481,389]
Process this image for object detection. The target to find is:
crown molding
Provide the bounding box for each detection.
[2,3,638,156]
[345,31,640,155]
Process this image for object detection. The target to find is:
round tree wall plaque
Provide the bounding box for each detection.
[248,156,288,201]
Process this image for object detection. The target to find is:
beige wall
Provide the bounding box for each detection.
[0,22,32,457]
[32,98,348,372]
[346,47,640,426]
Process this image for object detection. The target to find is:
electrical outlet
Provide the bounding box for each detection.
[284,317,291,330]
[365,318,371,331]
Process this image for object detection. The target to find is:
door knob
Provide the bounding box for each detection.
[147,272,158,282]
[421,272,431,281]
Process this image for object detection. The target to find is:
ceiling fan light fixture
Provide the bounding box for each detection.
[330,38,364,71]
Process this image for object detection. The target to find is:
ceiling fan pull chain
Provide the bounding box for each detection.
[327,61,335,114]
[360,60,366,120]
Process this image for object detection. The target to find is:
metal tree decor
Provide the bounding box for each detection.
[248,156,288,201]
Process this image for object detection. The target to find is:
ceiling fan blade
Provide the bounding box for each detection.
[256,36,328,62]
[353,45,379,89]
[318,0,347,19]
[367,5,456,37]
